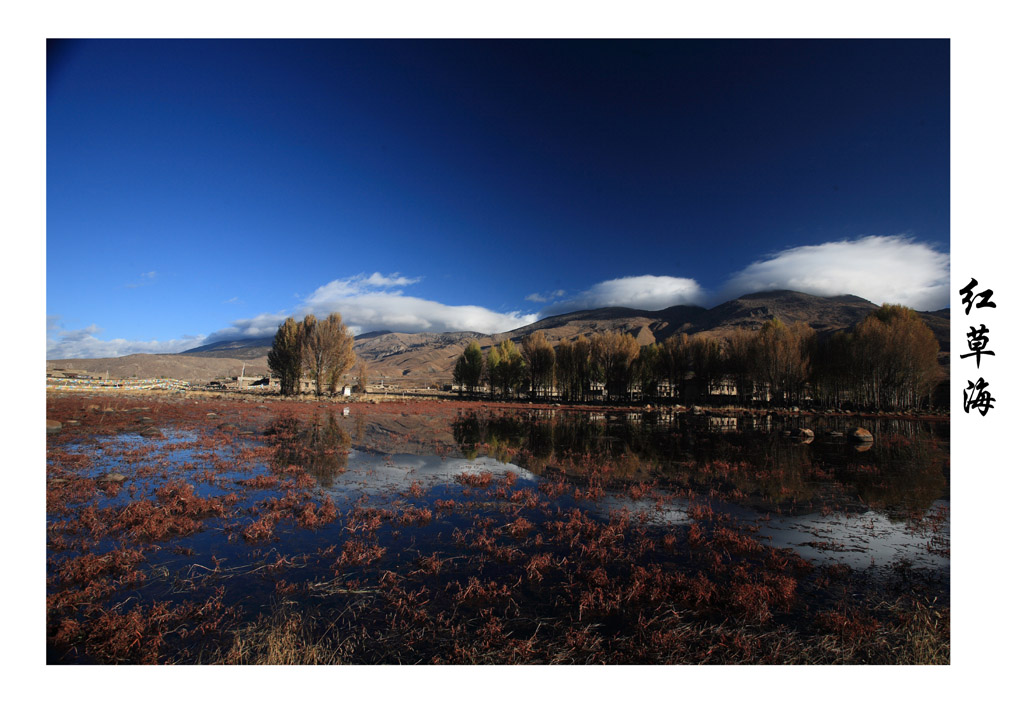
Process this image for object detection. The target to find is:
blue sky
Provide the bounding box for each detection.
[46,39,950,358]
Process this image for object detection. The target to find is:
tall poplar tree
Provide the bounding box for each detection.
[301,313,355,397]
[660,334,689,401]
[555,336,593,403]
[267,317,303,395]
[486,346,501,399]
[590,331,640,402]
[493,339,525,398]
[634,343,663,402]
[521,331,555,398]
[689,336,725,402]
[849,305,940,410]
[453,340,484,394]
[355,361,369,394]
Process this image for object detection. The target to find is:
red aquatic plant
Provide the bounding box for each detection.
[456,471,494,489]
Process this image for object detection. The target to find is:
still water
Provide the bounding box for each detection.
[306,407,950,570]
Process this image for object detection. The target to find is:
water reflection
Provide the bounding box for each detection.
[321,451,536,499]
[266,411,538,497]
[265,412,351,487]
[263,408,949,571]
[588,491,949,569]
[450,408,949,520]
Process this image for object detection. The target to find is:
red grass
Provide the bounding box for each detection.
[456,471,494,489]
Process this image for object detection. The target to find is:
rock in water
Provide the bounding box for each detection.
[46,420,62,434]
[848,427,873,442]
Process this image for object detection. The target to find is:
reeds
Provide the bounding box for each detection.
[46,394,949,664]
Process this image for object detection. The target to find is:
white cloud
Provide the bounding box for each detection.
[720,235,950,310]
[125,271,158,288]
[49,271,539,358]
[201,311,291,346]
[543,275,707,315]
[204,273,538,343]
[46,322,206,359]
[308,272,421,299]
[363,272,420,288]
[526,289,566,304]
[50,240,951,361]
[302,277,538,335]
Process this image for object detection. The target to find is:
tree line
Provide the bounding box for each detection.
[268,313,357,396]
[453,304,944,411]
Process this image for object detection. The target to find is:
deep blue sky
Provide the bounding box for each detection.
[46,39,949,358]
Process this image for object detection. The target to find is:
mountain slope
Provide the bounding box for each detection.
[49,291,952,386]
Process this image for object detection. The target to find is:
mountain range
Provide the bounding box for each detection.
[47,290,951,386]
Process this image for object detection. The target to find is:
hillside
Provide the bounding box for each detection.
[178,337,274,360]
[693,291,880,335]
[49,291,951,387]
[45,353,268,384]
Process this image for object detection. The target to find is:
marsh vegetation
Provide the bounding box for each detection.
[46,395,948,664]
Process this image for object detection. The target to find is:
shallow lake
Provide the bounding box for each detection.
[45,398,950,663]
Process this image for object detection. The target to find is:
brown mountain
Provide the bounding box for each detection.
[45,353,270,384]
[48,291,951,387]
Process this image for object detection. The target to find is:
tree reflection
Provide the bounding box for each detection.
[265,412,351,487]
[452,413,482,459]
[449,408,948,520]
[840,432,948,519]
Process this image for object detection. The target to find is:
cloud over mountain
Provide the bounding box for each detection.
[47,238,950,360]
[46,318,206,359]
[301,274,538,335]
[542,275,707,315]
[199,273,539,347]
[718,235,950,311]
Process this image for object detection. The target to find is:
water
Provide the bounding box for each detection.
[45,400,950,663]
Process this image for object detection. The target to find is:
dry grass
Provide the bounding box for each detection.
[215,609,352,665]
[888,599,950,664]
[207,595,949,665]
